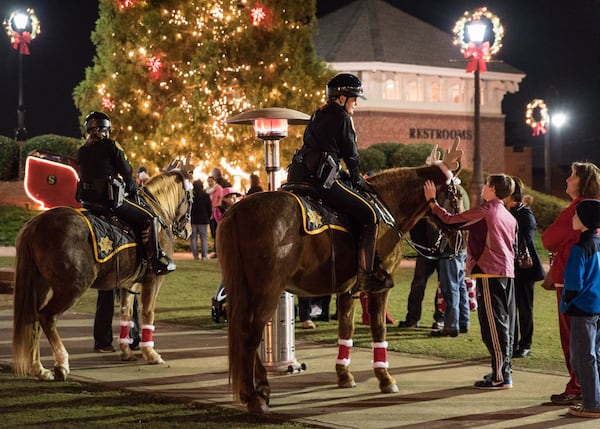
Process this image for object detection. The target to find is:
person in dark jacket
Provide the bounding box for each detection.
[287,73,392,294]
[76,111,175,275]
[190,179,213,260]
[246,173,264,195]
[505,177,545,358]
[560,199,600,418]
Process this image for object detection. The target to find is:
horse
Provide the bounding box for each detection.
[12,156,194,382]
[217,139,464,413]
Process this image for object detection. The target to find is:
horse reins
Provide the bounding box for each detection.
[365,189,459,262]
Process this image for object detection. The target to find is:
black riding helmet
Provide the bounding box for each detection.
[84,111,111,140]
[326,73,366,100]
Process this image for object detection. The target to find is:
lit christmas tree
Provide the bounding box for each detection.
[74,0,331,179]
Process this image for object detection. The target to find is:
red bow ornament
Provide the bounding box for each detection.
[12,31,31,55]
[532,123,547,137]
[464,41,490,73]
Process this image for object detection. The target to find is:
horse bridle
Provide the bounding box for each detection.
[366,184,462,262]
[172,187,193,239]
[141,173,193,240]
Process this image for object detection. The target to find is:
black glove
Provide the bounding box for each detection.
[353,174,366,191]
[349,166,364,190]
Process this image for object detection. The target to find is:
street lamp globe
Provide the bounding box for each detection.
[552,112,568,128]
[12,12,30,31]
[466,21,487,44]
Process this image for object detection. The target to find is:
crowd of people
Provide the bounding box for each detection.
[78,72,600,418]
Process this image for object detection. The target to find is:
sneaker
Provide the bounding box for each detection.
[459,326,469,334]
[431,321,444,331]
[94,345,116,353]
[512,348,531,358]
[398,320,419,328]
[474,378,512,390]
[551,392,583,405]
[568,404,600,418]
[301,320,316,329]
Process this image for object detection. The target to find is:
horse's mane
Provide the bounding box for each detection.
[142,172,184,218]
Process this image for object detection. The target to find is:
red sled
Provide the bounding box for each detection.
[24,151,81,210]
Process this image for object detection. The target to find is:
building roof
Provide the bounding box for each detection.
[315,0,522,74]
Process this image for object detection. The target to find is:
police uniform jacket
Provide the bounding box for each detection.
[76,138,137,206]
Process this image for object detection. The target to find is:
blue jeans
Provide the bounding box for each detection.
[436,250,468,331]
[190,223,209,259]
[569,315,600,409]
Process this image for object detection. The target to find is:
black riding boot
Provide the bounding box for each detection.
[142,218,176,276]
[356,223,393,294]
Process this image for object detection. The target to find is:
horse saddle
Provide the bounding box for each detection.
[76,209,138,263]
[282,184,351,235]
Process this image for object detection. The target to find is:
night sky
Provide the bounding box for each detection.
[0,0,598,164]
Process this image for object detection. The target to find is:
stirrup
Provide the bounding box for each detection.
[153,252,176,276]
[357,269,393,294]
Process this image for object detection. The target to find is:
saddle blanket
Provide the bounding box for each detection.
[76,209,138,263]
[287,192,350,235]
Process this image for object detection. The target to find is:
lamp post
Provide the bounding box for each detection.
[227,107,310,374]
[546,112,567,195]
[454,7,503,207]
[227,107,309,190]
[525,99,567,195]
[466,20,486,207]
[5,9,40,179]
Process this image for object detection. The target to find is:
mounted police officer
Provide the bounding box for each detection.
[75,111,175,275]
[287,73,393,293]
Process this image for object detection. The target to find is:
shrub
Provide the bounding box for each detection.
[368,142,402,167]
[0,136,19,180]
[359,147,387,173]
[22,134,82,159]
[522,188,568,231]
[390,143,434,167]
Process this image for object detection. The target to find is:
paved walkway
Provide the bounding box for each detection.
[0,304,591,428]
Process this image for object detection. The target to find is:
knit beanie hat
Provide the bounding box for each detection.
[576,199,600,230]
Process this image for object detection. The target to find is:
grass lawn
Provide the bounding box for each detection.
[0,250,566,375]
[0,206,568,428]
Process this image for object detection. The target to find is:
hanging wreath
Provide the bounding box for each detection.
[453,7,503,73]
[525,99,549,136]
[3,9,41,55]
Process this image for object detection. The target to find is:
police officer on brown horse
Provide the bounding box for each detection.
[76,111,176,275]
[287,73,393,293]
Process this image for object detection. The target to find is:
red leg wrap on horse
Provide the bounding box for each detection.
[336,338,353,366]
[119,320,134,344]
[372,341,388,368]
[141,324,155,347]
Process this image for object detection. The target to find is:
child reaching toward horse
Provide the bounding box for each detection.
[424,174,517,390]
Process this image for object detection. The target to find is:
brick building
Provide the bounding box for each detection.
[315,0,531,183]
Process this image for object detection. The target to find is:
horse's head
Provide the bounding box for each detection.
[143,154,195,240]
[367,138,464,234]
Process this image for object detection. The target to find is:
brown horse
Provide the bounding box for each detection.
[217,140,463,413]
[12,159,193,381]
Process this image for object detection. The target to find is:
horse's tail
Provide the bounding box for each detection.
[12,224,39,376]
[216,209,248,402]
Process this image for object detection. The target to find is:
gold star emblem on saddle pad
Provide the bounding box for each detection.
[98,236,114,254]
[306,209,323,227]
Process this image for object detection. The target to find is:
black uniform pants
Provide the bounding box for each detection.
[321,179,377,228]
[513,277,534,350]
